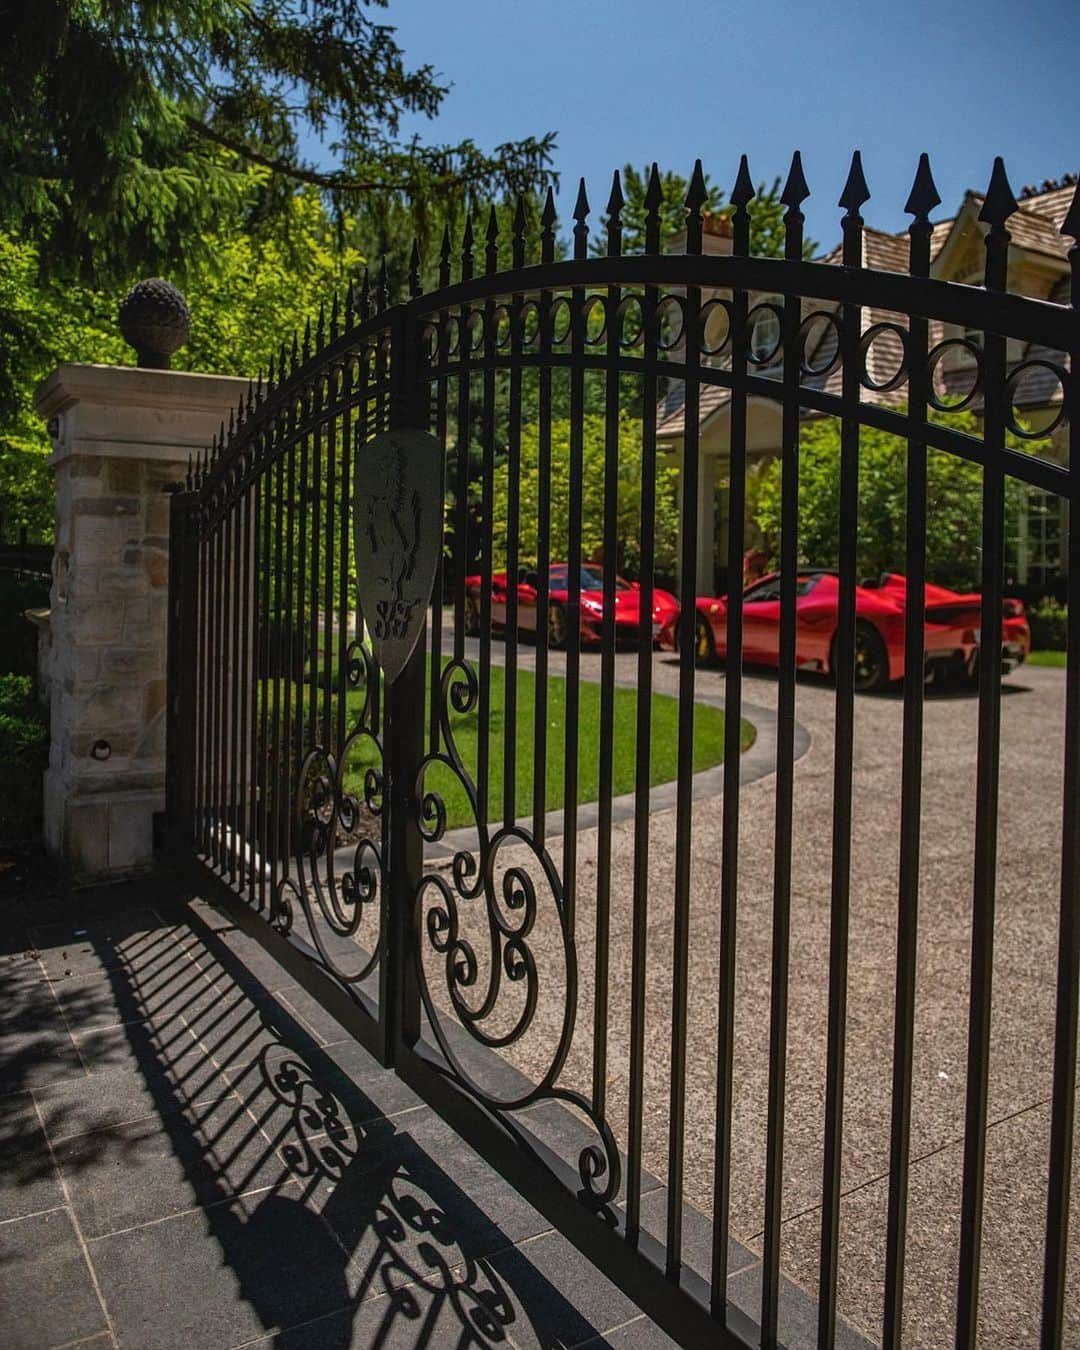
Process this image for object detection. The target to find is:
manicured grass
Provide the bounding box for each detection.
[336,664,755,830]
[1027,650,1067,668]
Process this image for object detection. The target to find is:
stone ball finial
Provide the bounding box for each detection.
[118,278,191,369]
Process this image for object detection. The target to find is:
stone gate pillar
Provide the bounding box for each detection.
[35,363,249,882]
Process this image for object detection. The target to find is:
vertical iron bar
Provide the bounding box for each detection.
[1041,216,1080,1349]
[711,158,754,1314]
[228,441,243,880]
[532,192,557,845]
[818,156,869,1349]
[337,349,354,765]
[564,181,590,937]
[195,474,209,856]
[667,161,707,1280]
[380,305,426,1067]
[883,155,937,1348]
[593,172,624,1126]
[430,239,451,755]
[277,377,299,904]
[454,217,474,663]
[762,156,809,1346]
[504,201,527,829]
[256,410,274,912]
[955,167,1013,1350]
[627,166,662,1245]
[309,361,323,753]
[477,217,497,830]
[323,356,338,756]
[238,434,255,902]
[165,489,196,856]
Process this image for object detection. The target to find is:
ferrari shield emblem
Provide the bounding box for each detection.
[353,427,443,683]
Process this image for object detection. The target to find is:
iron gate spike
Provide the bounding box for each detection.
[838,149,870,216]
[904,152,941,222]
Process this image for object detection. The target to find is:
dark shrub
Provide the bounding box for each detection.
[0,674,48,844]
[1028,596,1068,652]
[0,574,50,676]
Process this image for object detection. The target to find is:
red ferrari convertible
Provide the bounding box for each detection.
[658,570,1030,691]
[465,563,681,649]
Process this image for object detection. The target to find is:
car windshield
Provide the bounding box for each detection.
[548,565,630,592]
[745,574,821,601]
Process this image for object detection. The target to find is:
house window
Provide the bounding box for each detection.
[749,297,782,363]
[1008,487,1066,588]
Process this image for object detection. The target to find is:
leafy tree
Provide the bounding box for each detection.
[597,166,817,260]
[751,412,1052,593]
[490,414,682,585]
[0,186,366,539]
[2,0,557,284]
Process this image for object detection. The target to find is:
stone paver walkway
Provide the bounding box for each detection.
[1,880,871,1349]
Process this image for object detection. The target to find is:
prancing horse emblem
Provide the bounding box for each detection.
[353,428,442,683]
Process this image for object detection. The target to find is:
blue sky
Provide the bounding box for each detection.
[339,0,1077,255]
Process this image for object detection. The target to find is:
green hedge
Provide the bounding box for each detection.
[0,674,48,844]
[1028,597,1068,653]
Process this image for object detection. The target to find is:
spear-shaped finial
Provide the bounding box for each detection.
[255,367,265,404]
[344,278,355,327]
[377,256,390,310]
[839,150,870,217]
[606,169,625,257]
[540,187,557,264]
[302,317,312,361]
[839,150,869,266]
[904,152,941,223]
[461,210,475,281]
[979,156,1018,290]
[359,267,371,318]
[643,163,663,255]
[289,331,299,373]
[731,155,755,256]
[439,223,452,287]
[329,290,340,341]
[409,239,423,297]
[485,204,499,274]
[315,300,326,351]
[685,159,707,255]
[572,178,590,261]
[781,151,810,259]
[513,194,528,269]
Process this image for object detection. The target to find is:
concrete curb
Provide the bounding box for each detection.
[424,640,811,861]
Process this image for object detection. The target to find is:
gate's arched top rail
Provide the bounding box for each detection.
[188,149,1078,516]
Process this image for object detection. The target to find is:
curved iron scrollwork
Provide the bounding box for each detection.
[274,640,385,987]
[412,658,621,1208]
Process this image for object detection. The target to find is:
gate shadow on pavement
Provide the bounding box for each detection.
[1,889,642,1349]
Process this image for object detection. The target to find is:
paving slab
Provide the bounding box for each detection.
[0,1207,108,1349]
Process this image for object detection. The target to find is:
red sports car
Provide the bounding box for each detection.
[658,569,1030,692]
[465,563,680,650]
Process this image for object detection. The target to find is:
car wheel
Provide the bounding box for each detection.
[464,594,480,636]
[695,615,716,666]
[548,602,568,650]
[851,621,890,693]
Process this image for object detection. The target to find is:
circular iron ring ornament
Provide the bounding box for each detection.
[858,321,910,393]
[655,293,686,351]
[353,428,444,684]
[927,338,983,412]
[798,309,842,378]
[700,298,734,358]
[1004,360,1068,438]
[616,294,646,349]
[746,302,785,367]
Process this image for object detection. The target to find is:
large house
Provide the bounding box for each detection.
[656,175,1074,598]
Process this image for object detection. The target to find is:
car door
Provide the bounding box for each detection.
[741,576,782,663]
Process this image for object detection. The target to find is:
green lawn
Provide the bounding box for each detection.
[335,664,755,830]
[1027,650,1067,668]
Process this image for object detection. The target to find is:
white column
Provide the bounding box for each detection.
[35,363,249,882]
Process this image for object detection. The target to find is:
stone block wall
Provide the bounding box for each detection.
[36,363,249,882]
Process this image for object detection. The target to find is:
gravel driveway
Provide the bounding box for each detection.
[422,635,1071,1347]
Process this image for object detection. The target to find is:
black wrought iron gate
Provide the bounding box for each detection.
[166,153,1079,1348]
